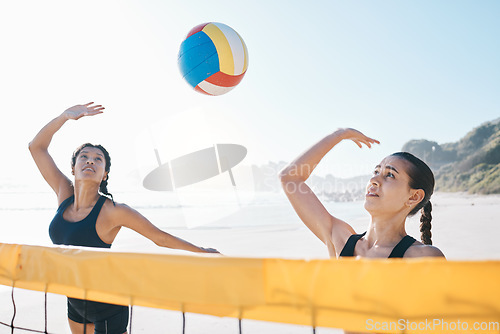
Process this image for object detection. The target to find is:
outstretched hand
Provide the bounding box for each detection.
[63,102,104,120]
[337,128,380,148]
[200,247,221,254]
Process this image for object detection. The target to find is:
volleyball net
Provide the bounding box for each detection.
[1,243,500,334]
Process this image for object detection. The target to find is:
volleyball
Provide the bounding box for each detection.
[178,22,248,96]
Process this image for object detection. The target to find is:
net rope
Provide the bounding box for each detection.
[0,288,319,334]
[0,286,49,334]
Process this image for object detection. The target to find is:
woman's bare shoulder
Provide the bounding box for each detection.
[101,199,146,226]
[405,240,445,258]
[102,199,136,215]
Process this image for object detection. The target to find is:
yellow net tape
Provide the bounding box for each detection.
[1,243,499,333]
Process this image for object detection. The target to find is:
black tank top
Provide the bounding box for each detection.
[339,232,416,258]
[49,195,111,248]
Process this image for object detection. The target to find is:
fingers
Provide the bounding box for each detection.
[365,137,380,145]
[89,106,105,112]
[85,110,104,116]
[353,137,380,148]
[88,104,104,110]
[343,129,380,147]
[83,102,105,111]
[360,134,380,147]
[84,102,105,116]
[202,247,220,254]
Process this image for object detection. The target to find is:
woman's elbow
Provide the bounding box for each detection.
[278,165,294,183]
[28,140,42,154]
[279,165,305,186]
[28,141,39,158]
[278,169,288,183]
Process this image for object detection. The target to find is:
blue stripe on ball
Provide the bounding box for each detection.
[178,32,220,87]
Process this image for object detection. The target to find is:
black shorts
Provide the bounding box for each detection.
[67,297,129,334]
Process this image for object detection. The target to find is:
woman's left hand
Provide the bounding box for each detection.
[63,102,104,120]
[335,128,380,148]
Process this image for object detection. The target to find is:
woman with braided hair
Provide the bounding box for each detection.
[29,102,219,334]
[279,128,444,259]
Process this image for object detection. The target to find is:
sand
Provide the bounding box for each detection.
[1,192,499,333]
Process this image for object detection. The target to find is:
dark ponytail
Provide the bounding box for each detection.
[419,201,432,245]
[391,152,435,245]
[98,174,114,204]
[72,143,115,204]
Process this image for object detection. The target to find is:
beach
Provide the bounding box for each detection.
[1,190,499,333]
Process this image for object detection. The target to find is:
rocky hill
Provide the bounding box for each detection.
[402,118,500,194]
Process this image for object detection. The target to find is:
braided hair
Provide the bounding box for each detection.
[420,201,432,245]
[391,152,434,245]
[71,143,114,204]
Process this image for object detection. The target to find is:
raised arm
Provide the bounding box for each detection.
[279,128,379,256]
[28,103,104,204]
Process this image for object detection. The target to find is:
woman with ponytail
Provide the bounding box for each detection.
[29,102,218,334]
[280,128,444,258]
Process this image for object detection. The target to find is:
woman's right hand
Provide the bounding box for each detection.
[63,102,105,120]
[336,128,380,148]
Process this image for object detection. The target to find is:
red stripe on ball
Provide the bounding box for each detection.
[186,23,210,38]
[205,71,246,88]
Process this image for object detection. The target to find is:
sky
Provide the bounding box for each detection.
[1,0,499,191]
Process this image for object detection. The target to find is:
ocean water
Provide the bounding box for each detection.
[3,186,500,260]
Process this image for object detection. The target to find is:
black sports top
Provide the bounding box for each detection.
[339,232,416,258]
[49,195,111,248]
